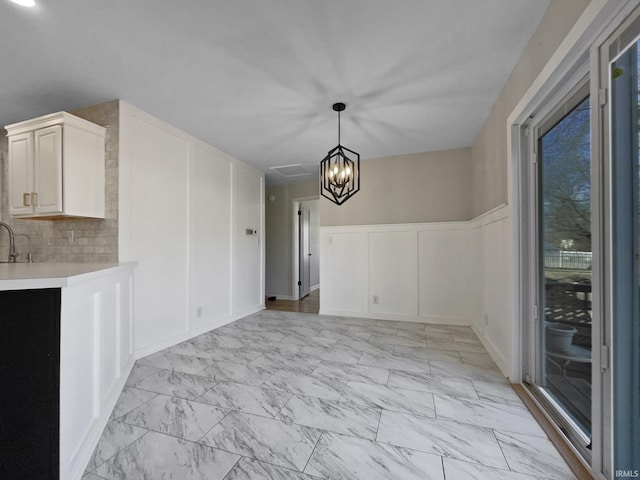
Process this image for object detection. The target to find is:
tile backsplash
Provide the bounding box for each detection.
[0,100,119,263]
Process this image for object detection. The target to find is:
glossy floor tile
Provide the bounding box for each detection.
[377,410,508,469]
[120,394,227,441]
[339,381,436,417]
[197,381,291,417]
[442,457,545,480]
[305,431,445,480]
[83,311,574,479]
[434,394,547,437]
[278,394,381,440]
[224,457,318,480]
[495,430,577,479]
[388,370,480,399]
[109,386,158,419]
[95,431,239,479]
[200,411,321,471]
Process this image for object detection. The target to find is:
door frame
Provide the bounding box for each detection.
[528,76,594,457]
[291,195,319,300]
[299,204,311,298]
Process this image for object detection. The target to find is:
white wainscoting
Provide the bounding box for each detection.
[322,230,366,315]
[320,207,515,380]
[60,264,135,480]
[320,222,471,324]
[119,101,265,358]
[469,204,513,379]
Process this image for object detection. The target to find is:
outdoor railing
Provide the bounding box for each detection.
[544,250,592,270]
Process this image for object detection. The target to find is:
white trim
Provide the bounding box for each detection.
[291,195,319,300]
[470,202,508,223]
[469,204,509,228]
[134,306,264,359]
[471,323,510,379]
[319,310,469,326]
[266,294,296,300]
[322,221,469,233]
[310,284,320,292]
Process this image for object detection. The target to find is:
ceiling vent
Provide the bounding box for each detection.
[269,164,311,178]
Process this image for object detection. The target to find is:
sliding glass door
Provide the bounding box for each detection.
[534,81,593,449]
[610,32,640,472]
[521,5,640,477]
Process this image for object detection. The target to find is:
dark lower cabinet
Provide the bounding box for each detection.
[0,288,61,479]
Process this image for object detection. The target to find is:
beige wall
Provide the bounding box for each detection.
[321,148,471,226]
[265,180,318,296]
[470,0,590,217]
[0,100,119,262]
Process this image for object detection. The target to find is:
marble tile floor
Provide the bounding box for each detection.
[83,310,576,480]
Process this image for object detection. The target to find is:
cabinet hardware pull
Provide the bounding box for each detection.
[31,192,38,206]
[23,193,31,207]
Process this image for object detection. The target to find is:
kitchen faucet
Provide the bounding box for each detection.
[0,221,17,263]
[14,233,32,263]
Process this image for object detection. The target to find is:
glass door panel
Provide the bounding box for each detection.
[611,38,640,471]
[538,92,592,438]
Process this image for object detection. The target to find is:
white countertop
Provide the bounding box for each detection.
[0,262,136,291]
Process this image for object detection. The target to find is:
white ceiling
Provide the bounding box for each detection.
[0,0,549,186]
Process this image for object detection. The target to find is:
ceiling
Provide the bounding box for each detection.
[0,0,549,186]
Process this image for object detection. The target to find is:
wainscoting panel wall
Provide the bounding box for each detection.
[188,144,232,330]
[60,264,136,480]
[232,162,265,315]
[321,209,514,379]
[119,102,265,358]
[369,230,418,317]
[320,223,471,324]
[321,231,366,315]
[119,107,190,351]
[469,205,513,378]
[418,225,470,324]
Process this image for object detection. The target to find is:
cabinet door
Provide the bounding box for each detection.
[34,125,63,215]
[8,132,35,216]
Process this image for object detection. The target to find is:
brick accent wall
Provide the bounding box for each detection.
[0,100,119,263]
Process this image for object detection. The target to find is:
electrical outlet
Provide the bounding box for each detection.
[68,230,74,243]
[372,295,379,305]
[327,236,333,245]
[197,306,203,318]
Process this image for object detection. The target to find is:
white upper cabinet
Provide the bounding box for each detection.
[5,112,106,219]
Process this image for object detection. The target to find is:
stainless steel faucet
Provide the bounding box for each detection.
[0,221,17,263]
[14,233,32,263]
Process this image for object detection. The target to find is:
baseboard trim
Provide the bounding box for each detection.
[134,306,264,359]
[74,358,134,479]
[266,294,297,301]
[318,309,470,325]
[470,323,510,380]
[512,384,598,480]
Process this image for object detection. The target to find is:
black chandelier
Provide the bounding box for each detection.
[320,102,360,205]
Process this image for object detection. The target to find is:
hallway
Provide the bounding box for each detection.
[265,289,320,314]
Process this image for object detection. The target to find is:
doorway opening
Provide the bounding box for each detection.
[265,289,320,314]
[265,194,320,314]
[292,197,319,312]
